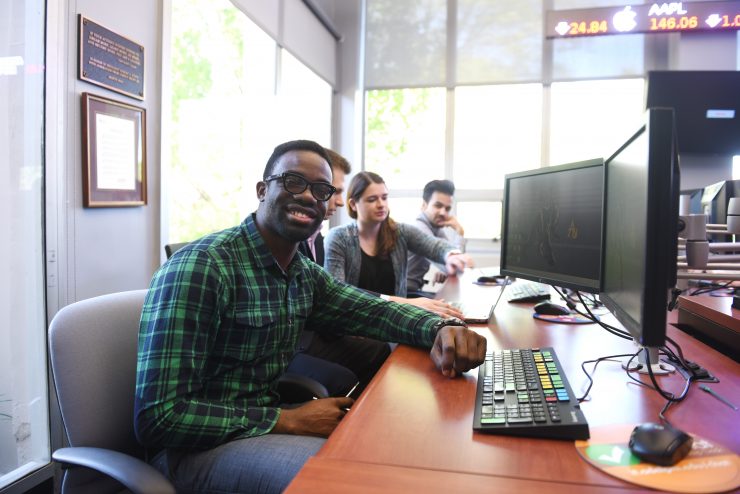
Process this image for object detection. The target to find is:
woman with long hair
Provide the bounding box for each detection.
[324,171,473,318]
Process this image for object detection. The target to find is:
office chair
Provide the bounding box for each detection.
[163,242,189,259]
[49,290,175,494]
[48,290,331,494]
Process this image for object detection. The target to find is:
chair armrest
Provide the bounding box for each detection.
[278,372,329,402]
[53,447,175,494]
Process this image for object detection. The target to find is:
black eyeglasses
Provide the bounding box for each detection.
[264,172,337,202]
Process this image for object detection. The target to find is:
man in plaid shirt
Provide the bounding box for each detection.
[135,140,486,493]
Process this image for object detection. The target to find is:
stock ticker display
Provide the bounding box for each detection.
[546,1,740,38]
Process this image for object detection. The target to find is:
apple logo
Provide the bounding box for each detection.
[613,6,638,32]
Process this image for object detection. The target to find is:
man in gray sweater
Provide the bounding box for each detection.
[407,180,467,296]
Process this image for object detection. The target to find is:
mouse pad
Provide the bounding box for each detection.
[710,289,736,297]
[575,424,740,493]
[532,313,596,324]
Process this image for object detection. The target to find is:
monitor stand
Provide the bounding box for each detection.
[622,345,675,375]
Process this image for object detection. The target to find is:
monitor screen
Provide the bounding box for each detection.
[646,70,740,156]
[501,158,604,293]
[600,108,679,348]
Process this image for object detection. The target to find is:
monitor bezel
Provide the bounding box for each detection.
[599,108,679,348]
[500,158,605,293]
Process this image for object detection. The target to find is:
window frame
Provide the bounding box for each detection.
[361,0,655,241]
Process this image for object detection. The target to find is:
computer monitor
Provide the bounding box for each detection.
[600,108,680,357]
[701,179,740,222]
[646,70,740,156]
[679,188,703,215]
[501,158,604,293]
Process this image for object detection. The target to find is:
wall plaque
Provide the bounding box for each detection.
[78,15,145,100]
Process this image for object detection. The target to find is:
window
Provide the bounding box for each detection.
[365,0,447,88]
[387,196,424,224]
[277,51,332,146]
[554,0,634,8]
[552,35,645,80]
[363,1,649,244]
[457,201,502,240]
[169,0,257,242]
[456,0,542,83]
[168,0,333,244]
[453,84,543,190]
[0,0,50,487]
[364,87,446,189]
[549,79,645,165]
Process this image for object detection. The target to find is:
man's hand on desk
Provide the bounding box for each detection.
[431,326,486,378]
[274,397,354,438]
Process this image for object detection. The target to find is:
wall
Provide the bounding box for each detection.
[681,154,734,190]
[329,0,363,228]
[672,31,738,71]
[47,0,162,314]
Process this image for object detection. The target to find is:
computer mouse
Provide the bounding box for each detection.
[477,275,504,284]
[533,301,570,316]
[628,422,693,466]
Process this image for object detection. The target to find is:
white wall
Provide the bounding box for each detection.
[47,0,163,313]
[672,30,738,70]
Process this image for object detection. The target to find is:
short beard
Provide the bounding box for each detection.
[276,217,322,243]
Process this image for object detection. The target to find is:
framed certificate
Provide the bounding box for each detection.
[81,92,147,207]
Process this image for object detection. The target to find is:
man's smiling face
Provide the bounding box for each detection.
[257,149,332,243]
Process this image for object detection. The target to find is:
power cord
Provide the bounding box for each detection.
[554,286,700,425]
[577,353,636,402]
[689,280,733,296]
[550,286,632,340]
[624,346,696,426]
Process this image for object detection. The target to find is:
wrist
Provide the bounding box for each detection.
[273,408,296,434]
[431,317,466,334]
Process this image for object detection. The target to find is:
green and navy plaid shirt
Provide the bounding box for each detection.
[135,214,441,449]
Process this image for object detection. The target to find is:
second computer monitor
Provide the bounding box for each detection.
[600,108,679,349]
[501,158,604,293]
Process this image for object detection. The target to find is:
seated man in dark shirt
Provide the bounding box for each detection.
[135,139,486,494]
[292,148,390,398]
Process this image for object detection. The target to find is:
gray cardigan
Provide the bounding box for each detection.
[324,222,456,297]
[407,213,466,292]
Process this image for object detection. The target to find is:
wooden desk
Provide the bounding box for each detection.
[287,457,656,493]
[287,271,740,493]
[677,294,740,358]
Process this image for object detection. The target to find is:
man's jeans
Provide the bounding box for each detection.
[152,433,325,494]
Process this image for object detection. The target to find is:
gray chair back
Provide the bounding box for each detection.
[49,290,149,493]
[164,242,189,259]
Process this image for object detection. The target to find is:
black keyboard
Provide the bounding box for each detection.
[473,347,590,440]
[507,282,551,303]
